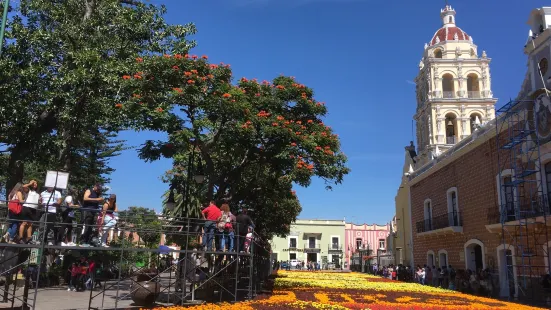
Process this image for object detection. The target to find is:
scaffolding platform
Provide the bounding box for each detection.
[495,98,551,303]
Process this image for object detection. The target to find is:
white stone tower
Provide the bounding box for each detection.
[413,5,498,166]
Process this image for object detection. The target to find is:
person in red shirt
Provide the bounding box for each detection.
[68,263,79,292]
[201,201,221,251]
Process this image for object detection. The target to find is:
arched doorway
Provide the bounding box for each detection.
[427,250,435,267]
[464,239,485,272]
[438,250,448,268]
[497,244,518,298]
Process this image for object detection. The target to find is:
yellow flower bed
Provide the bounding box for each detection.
[154,270,545,309]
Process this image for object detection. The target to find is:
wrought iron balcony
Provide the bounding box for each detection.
[328,243,342,252]
[467,91,481,99]
[487,198,551,225]
[416,212,462,233]
[442,91,455,98]
[304,242,321,253]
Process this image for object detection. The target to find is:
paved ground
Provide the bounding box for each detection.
[0,273,200,310]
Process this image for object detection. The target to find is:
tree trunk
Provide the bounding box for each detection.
[58,128,74,172]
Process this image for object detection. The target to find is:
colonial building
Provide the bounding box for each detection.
[344,222,390,269]
[400,5,551,303]
[270,219,345,267]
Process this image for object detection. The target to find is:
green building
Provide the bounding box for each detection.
[270,219,345,268]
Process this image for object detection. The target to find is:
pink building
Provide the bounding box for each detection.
[344,223,390,268]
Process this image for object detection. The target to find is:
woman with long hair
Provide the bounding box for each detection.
[4,183,24,243]
[19,180,39,244]
[217,203,235,252]
[99,194,118,247]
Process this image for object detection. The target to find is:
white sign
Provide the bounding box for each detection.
[45,171,70,190]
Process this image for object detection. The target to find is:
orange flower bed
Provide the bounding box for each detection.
[153,270,545,309]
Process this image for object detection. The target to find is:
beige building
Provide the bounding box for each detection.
[393,142,415,267]
[270,219,345,267]
[413,5,498,167]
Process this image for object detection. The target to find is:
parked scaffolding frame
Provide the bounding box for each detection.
[0,203,273,309]
[495,98,551,302]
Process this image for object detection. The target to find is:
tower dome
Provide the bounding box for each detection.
[429,5,472,46]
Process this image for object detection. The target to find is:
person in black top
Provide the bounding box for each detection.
[80,184,104,246]
[235,208,254,253]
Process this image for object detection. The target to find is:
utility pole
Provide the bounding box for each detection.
[0,0,9,56]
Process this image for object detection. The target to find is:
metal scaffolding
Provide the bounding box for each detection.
[0,204,272,309]
[495,98,551,302]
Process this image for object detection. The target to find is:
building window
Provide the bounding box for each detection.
[379,239,385,250]
[539,58,548,76]
[332,237,339,249]
[434,49,442,58]
[447,187,460,226]
[356,238,362,250]
[424,199,433,231]
[497,170,517,222]
[289,253,296,260]
[289,237,297,248]
[308,236,316,249]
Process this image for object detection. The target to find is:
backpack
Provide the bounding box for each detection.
[8,194,22,215]
[217,213,228,231]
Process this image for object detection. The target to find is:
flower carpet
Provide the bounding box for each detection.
[154,270,544,309]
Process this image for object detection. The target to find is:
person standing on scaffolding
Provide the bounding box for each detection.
[236,208,254,253]
[201,200,221,251]
[39,186,63,245]
[80,183,104,247]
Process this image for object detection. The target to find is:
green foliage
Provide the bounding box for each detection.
[120,55,350,239]
[118,206,162,248]
[0,0,196,192]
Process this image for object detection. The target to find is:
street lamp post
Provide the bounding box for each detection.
[0,0,9,57]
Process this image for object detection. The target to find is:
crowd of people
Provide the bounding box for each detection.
[200,200,255,253]
[4,181,117,247]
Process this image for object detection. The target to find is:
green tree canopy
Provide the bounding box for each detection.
[118,206,162,248]
[0,0,196,193]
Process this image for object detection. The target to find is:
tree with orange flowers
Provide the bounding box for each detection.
[121,54,349,237]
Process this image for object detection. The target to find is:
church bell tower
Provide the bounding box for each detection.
[413,5,498,166]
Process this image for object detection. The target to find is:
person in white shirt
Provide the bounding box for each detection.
[19,180,39,244]
[39,187,62,245]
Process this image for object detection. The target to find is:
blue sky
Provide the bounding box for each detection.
[108,0,543,225]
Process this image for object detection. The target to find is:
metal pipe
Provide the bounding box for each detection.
[0,0,9,57]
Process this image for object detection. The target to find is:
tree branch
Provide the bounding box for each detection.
[84,0,95,21]
[119,0,142,5]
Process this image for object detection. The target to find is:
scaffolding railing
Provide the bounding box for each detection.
[495,98,551,303]
[0,202,272,309]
